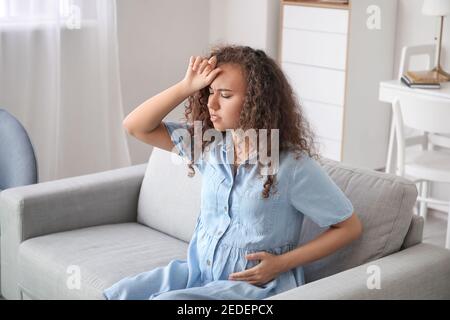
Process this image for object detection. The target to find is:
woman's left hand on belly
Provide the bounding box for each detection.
[228,252,284,286]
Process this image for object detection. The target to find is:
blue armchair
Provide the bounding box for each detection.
[0,109,38,191]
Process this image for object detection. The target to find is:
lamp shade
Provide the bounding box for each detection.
[422,0,450,16]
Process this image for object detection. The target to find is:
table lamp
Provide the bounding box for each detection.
[422,0,450,81]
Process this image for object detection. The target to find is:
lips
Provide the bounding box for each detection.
[210,114,221,122]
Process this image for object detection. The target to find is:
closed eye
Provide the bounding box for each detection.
[208,89,231,99]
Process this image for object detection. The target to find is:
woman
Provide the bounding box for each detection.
[104,45,363,300]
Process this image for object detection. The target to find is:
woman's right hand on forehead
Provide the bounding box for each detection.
[181,56,222,93]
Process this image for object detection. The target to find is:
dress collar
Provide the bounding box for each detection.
[220,136,258,165]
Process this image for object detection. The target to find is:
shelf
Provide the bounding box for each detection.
[282,0,349,10]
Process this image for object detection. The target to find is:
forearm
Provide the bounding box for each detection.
[278,224,360,274]
[123,80,194,134]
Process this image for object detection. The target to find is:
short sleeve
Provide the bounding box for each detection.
[163,121,203,170]
[289,154,354,228]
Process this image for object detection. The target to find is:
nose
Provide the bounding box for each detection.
[208,92,220,111]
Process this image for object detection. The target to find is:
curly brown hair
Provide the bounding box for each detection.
[182,44,320,198]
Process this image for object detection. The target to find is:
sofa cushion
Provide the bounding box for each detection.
[18,223,188,300]
[137,148,201,243]
[299,158,418,283]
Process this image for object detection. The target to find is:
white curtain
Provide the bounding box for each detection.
[0,0,131,182]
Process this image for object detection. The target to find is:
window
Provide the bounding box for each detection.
[0,0,92,30]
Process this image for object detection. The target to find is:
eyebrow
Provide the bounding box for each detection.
[208,86,233,92]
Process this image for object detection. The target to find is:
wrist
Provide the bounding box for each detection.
[177,80,196,97]
[277,252,293,274]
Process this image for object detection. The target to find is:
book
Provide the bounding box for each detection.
[405,70,443,84]
[401,76,441,89]
[300,0,349,4]
[318,0,348,3]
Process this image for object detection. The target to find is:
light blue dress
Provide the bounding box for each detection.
[103,121,354,300]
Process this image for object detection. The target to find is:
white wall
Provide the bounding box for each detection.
[209,0,280,59]
[207,0,449,91]
[116,0,210,165]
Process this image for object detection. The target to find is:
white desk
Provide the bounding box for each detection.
[379,80,450,174]
[380,80,450,102]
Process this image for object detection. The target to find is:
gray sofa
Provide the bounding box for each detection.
[1,148,450,300]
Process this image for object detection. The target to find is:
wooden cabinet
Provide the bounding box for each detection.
[279,0,398,170]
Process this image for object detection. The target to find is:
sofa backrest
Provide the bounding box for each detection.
[138,148,419,283]
[299,158,419,283]
[137,148,202,243]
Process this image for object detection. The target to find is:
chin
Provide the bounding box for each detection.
[212,123,223,131]
[212,121,234,132]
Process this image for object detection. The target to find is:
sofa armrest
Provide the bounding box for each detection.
[267,243,450,300]
[0,163,147,240]
[0,163,146,299]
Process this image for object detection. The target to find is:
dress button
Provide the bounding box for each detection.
[224,206,228,211]
[217,230,223,236]
[206,259,211,266]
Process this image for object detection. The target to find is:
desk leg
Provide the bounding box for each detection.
[385,111,396,174]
